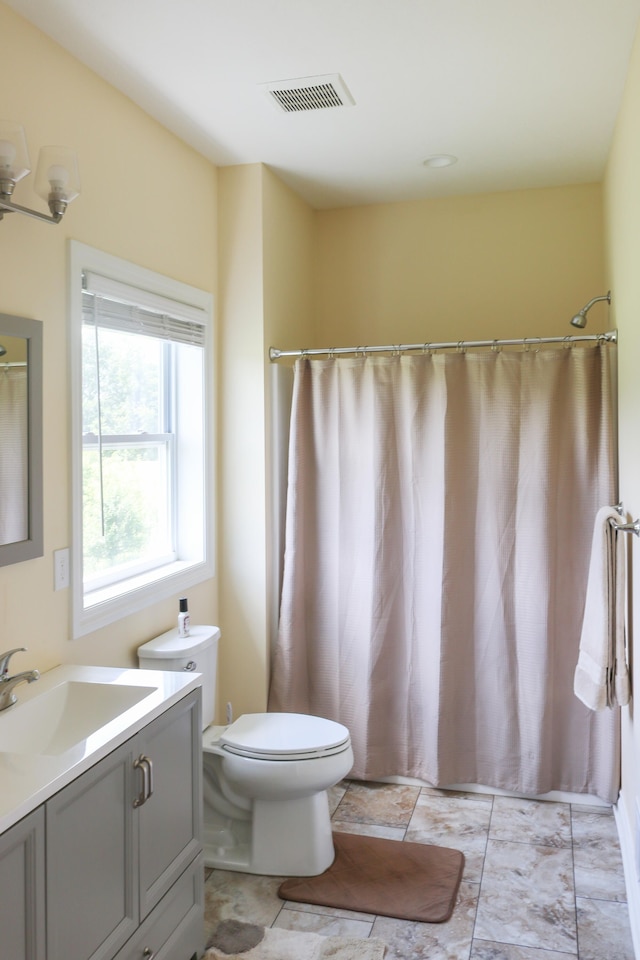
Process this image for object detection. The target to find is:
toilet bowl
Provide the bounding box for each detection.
[137,626,353,876]
[202,711,353,875]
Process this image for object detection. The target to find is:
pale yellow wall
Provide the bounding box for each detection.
[315,183,605,347]
[217,164,268,717]
[262,166,316,350]
[261,166,315,656]
[0,4,218,675]
[604,18,640,859]
[217,165,315,719]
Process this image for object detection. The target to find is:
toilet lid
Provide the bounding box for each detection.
[220,713,351,760]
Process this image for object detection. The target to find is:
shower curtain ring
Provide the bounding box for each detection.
[491,339,501,353]
[457,341,466,353]
[328,347,335,358]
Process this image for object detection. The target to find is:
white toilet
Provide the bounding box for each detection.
[137,625,353,876]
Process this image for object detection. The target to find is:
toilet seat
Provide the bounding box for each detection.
[219,712,351,761]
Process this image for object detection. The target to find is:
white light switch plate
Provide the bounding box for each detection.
[54,548,70,591]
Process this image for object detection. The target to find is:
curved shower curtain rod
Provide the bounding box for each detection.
[269,330,617,361]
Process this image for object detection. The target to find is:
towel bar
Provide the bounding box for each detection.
[610,518,640,536]
[610,504,640,536]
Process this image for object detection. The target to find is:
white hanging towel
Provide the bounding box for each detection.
[574,505,631,710]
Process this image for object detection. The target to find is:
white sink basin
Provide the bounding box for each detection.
[0,680,153,755]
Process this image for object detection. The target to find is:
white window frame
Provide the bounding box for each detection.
[69,241,215,639]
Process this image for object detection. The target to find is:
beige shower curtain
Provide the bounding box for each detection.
[269,344,620,803]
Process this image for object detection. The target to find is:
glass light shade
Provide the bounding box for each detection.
[0,121,31,183]
[35,146,81,204]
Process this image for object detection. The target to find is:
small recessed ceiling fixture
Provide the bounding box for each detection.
[423,154,458,169]
[261,74,355,113]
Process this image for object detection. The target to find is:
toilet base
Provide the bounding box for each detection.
[203,790,335,876]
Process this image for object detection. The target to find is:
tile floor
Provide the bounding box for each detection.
[204,780,635,959]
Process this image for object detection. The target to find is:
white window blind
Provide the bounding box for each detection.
[82,271,206,346]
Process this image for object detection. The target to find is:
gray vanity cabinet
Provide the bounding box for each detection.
[0,806,46,960]
[137,689,202,920]
[46,735,138,960]
[46,689,203,960]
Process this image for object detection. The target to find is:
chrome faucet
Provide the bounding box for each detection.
[0,647,39,711]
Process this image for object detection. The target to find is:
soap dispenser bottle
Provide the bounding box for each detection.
[178,597,190,637]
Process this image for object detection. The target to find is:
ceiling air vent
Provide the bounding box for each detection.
[261,74,355,113]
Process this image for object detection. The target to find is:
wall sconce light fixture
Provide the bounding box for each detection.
[0,121,80,225]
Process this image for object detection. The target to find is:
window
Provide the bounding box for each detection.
[70,243,214,638]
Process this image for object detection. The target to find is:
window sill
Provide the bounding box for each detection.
[73,556,214,639]
[84,559,193,608]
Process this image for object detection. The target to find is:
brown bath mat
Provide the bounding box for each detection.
[278,831,464,923]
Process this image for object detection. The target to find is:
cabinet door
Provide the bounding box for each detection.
[0,806,45,960]
[137,688,202,919]
[46,738,139,960]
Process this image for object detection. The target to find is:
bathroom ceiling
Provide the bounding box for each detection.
[6,0,640,209]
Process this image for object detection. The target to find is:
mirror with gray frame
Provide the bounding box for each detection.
[0,313,43,565]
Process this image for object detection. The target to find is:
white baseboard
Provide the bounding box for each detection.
[615,790,640,959]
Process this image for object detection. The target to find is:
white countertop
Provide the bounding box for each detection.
[0,664,201,834]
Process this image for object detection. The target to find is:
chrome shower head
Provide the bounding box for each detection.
[570,291,611,329]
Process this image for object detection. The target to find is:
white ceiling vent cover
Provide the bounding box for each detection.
[261,74,355,113]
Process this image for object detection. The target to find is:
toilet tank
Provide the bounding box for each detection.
[137,625,220,730]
